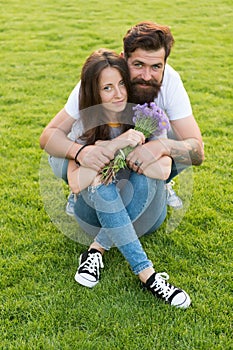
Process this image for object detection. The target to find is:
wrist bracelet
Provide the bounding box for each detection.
[74,144,88,165]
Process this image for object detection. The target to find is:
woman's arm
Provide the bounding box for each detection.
[67,129,146,193]
[142,156,172,180]
[67,160,98,194]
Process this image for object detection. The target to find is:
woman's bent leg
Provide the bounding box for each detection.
[75,173,167,249]
[120,172,167,235]
[88,183,153,274]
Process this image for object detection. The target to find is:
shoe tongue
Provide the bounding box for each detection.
[145,272,157,287]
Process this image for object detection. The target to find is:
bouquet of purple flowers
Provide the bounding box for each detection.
[101,102,170,185]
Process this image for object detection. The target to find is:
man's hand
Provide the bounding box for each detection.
[127,119,205,174]
[126,140,168,173]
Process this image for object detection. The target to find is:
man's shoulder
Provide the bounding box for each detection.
[164,64,181,80]
[71,80,81,94]
[161,64,183,93]
[64,81,81,119]
[156,64,192,119]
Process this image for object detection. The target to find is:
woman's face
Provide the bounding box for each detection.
[99,67,128,117]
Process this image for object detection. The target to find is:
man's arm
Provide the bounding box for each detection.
[39,108,115,171]
[127,115,204,171]
[168,115,204,165]
[40,108,79,159]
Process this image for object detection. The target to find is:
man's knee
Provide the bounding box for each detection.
[48,156,68,183]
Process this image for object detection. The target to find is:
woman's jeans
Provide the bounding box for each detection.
[74,171,167,275]
[48,156,168,275]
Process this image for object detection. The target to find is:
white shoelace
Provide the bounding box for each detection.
[81,252,104,275]
[150,272,178,301]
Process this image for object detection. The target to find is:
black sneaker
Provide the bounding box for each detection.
[143,272,191,309]
[74,249,104,288]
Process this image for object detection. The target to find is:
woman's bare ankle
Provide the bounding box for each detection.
[89,242,105,255]
[138,267,155,284]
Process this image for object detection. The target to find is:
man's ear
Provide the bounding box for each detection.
[120,51,124,58]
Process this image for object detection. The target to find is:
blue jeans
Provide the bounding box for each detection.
[74,172,166,275]
[48,156,182,274]
[48,156,68,183]
[166,159,188,183]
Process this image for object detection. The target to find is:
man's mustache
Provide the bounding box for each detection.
[131,78,161,88]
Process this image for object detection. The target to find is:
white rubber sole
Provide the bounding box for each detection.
[74,272,98,288]
[171,291,191,309]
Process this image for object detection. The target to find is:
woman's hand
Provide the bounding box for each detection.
[77,144,115,172]
[108,129,145,153]
[142,156,172,180]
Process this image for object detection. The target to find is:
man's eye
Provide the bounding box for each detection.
[134,63,142,68]
[152,64,161,70]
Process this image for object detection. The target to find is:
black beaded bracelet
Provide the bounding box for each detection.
[74,144,88,166]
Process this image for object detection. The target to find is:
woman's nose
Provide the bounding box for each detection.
[114,86,123,98]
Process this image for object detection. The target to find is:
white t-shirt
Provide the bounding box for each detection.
[64,64,192,122]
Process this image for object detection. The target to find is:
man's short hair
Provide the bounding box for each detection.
[123,21,174,61]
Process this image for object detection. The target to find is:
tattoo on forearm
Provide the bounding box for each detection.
[170,139,204,165]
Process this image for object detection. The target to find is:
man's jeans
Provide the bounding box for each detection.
[74,172,166,275]
[48,156,69,183]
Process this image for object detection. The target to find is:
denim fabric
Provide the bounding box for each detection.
[48,155,172,274]
[47,147,190,275]
[166,159,189,183]
[118,239,153,275]
[89,181,153,274]
[144,205,167,234]
[74,172,166,274]
[48,156,68,183]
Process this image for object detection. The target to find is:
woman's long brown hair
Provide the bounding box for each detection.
[78,49,133,145]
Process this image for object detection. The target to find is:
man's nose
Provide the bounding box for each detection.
[141,67,152,81]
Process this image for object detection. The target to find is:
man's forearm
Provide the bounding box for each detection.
[165,138,204,166]
[40,128,80,159]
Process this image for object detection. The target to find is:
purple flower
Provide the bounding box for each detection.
[101,102,169,185]
[133,102,169,137]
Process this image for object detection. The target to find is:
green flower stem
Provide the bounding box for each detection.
[101,145,134,185]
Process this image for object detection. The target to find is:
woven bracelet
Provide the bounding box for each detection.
[74,144,88,166]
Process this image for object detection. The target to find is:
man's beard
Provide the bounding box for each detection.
[129,78,162,105]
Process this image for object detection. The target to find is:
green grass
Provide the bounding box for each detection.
[1,0,233,349]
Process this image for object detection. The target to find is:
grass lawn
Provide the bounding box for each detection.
[1,0,233,349]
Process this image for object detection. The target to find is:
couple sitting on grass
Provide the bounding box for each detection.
[40,21,204,309]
